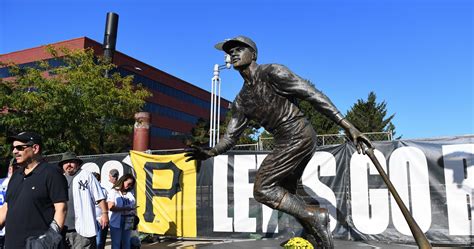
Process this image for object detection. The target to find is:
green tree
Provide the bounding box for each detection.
[297,80,339,135]
[189,118,209,146]
[299,100,339,135]
[0,46,151,155]
[345,91,399,139]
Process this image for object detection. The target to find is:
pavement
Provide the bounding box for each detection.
[136,238,472,249]
[102,235,472,249]
[139,239,415,248]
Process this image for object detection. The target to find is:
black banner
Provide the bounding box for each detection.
[196,136,473,244]
[79,136,473,245]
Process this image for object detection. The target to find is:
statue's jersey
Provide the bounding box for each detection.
[214,64,343,154]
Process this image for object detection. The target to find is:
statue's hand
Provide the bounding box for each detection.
[346,127,374,154]
[339,119,374,154]
[184,145,217,162]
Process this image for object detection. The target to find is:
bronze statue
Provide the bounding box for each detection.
[185,36,373,248]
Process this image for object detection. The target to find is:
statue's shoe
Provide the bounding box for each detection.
[300,207,334,249]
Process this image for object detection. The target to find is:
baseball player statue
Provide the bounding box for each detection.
[185,36,373,248]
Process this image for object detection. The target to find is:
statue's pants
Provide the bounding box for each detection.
[253,118,317,209]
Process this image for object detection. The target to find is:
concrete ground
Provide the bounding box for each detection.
[103,236,472,249]
[140,239,418,249]
[136,238,471,249]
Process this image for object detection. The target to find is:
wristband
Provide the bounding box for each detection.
[50,220,60,233]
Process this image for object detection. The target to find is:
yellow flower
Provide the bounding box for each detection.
[283,237,314,249]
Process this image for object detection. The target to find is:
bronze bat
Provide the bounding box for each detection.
[365,148,432,249]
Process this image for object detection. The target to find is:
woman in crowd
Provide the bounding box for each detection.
[107,174,136,249]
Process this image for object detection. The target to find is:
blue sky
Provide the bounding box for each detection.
[1,0,472,139]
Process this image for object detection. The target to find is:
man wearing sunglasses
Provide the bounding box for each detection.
[0,132,68,248]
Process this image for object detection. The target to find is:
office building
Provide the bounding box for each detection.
[0,37,230,149]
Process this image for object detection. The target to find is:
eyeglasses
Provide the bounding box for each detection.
[12,144,33,151]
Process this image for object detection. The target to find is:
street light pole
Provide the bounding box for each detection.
[209,55,231,147]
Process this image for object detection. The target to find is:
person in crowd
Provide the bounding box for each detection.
[0,132,68,248]
[108,174,137,249]
[109,169,119,185]
[60,151,109,248]
[92,172,109,249]
[0,158,19,249]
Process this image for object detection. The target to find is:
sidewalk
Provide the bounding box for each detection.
[106,237,471,248]
[136,238,422,249]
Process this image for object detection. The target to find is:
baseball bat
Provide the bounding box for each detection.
[365,148,432,249]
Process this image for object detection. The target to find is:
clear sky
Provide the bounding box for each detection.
[1,0,472,139]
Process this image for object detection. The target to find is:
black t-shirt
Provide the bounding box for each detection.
[5,161,68,248]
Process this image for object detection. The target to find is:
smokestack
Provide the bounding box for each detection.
[103,12,119,63]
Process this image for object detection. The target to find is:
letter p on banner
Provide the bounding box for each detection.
[131,151,197,237]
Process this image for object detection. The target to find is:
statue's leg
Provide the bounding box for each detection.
[253,134,333,248]
[277,193,334,249]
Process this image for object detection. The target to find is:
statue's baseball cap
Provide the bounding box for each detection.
[7,131,43,146]
[215,35,258,55]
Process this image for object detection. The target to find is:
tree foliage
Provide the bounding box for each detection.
[345,91,398,137]
[189,118,209,146]
[299,100,340,135]
[297,80,340,135]
[0,46,151,155]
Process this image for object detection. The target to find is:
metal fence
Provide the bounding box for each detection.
[44,148,188,162]
[233,131,393,151]
[233,143,259,151]
[44,131,392,159]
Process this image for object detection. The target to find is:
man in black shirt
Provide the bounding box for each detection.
[0,132,68,248]
[185,36,373,248]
